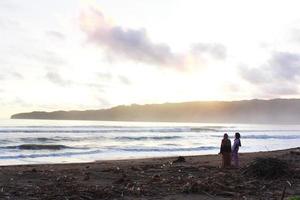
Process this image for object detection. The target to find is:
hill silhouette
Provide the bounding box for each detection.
[10,99,300,123]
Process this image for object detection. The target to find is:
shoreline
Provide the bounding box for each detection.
[0,147,297,167]
[0,147,299,199]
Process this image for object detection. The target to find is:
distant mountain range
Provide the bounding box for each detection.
[10,99,300,123]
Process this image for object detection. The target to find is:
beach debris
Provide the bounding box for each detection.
[83,173,90,181]
[182,176,237,198]
[112,166,123,174]
[152,174,161,182]
[281,185,287,200]
[242,157,289,179]
[130,166,142,171]
[1,151,299,200]
[114,173,130,184]
[290,150,300,156]
[182,180,202,193]
[114,177,126,184]
[160,163,166,168]
[187,174,194,179]
[173,156,186,163]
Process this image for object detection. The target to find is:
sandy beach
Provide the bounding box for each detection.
[0,148,299,200]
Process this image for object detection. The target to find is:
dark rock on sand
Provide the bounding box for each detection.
[173,156,186,163]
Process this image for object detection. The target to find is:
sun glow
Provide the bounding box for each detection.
[1,0,300,118]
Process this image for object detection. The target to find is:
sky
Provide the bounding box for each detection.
[1,0,300,118]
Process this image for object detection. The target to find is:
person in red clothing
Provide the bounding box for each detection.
[219,133,232,168]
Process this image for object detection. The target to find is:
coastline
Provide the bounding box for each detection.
[0,147,299,199]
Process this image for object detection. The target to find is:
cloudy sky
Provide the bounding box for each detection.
[1,0,300,118]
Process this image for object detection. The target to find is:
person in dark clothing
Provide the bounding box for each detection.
[219,133,232,168]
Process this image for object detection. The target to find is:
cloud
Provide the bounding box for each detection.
[86,83,106,92]
[11,72,23,79]
[0,97,32,107]
[12,97,32,107]
[118,75,131,85]
[0,18,22,30]
[94,96,111,107]
[80,8,226,70]
[0,1,17,9]
[24,50,67,66]
[239,65,267,84]
[269,52,300,80]
[45,31,65,40]
[46,71,108,91]
[46,72,72,87]
[191,43,227,60]
[97,72,112,80]
[290,28,300,43]
[0,69,23,80]
[80,8,184,69]
[239,52,300,95]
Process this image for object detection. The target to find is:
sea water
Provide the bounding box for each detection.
[0,119,299,165]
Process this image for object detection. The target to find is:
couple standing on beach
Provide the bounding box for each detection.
[219,132,241,168]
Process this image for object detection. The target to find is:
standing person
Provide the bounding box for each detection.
[219,133,232,168]
[232,132,241,168]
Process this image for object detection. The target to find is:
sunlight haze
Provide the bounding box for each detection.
[1,0,300,118]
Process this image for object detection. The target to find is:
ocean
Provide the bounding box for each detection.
[0,119,299,165]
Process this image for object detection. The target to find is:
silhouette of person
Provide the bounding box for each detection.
[219,133,232,168]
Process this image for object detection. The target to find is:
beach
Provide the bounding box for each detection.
[0,148,299,200]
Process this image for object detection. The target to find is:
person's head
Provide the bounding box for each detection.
[223,133,228,139]
[235,132,240,139]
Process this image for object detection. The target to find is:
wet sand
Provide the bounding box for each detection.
[0,148,299,200]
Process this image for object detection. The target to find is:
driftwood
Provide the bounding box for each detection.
[280,186,286,200]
